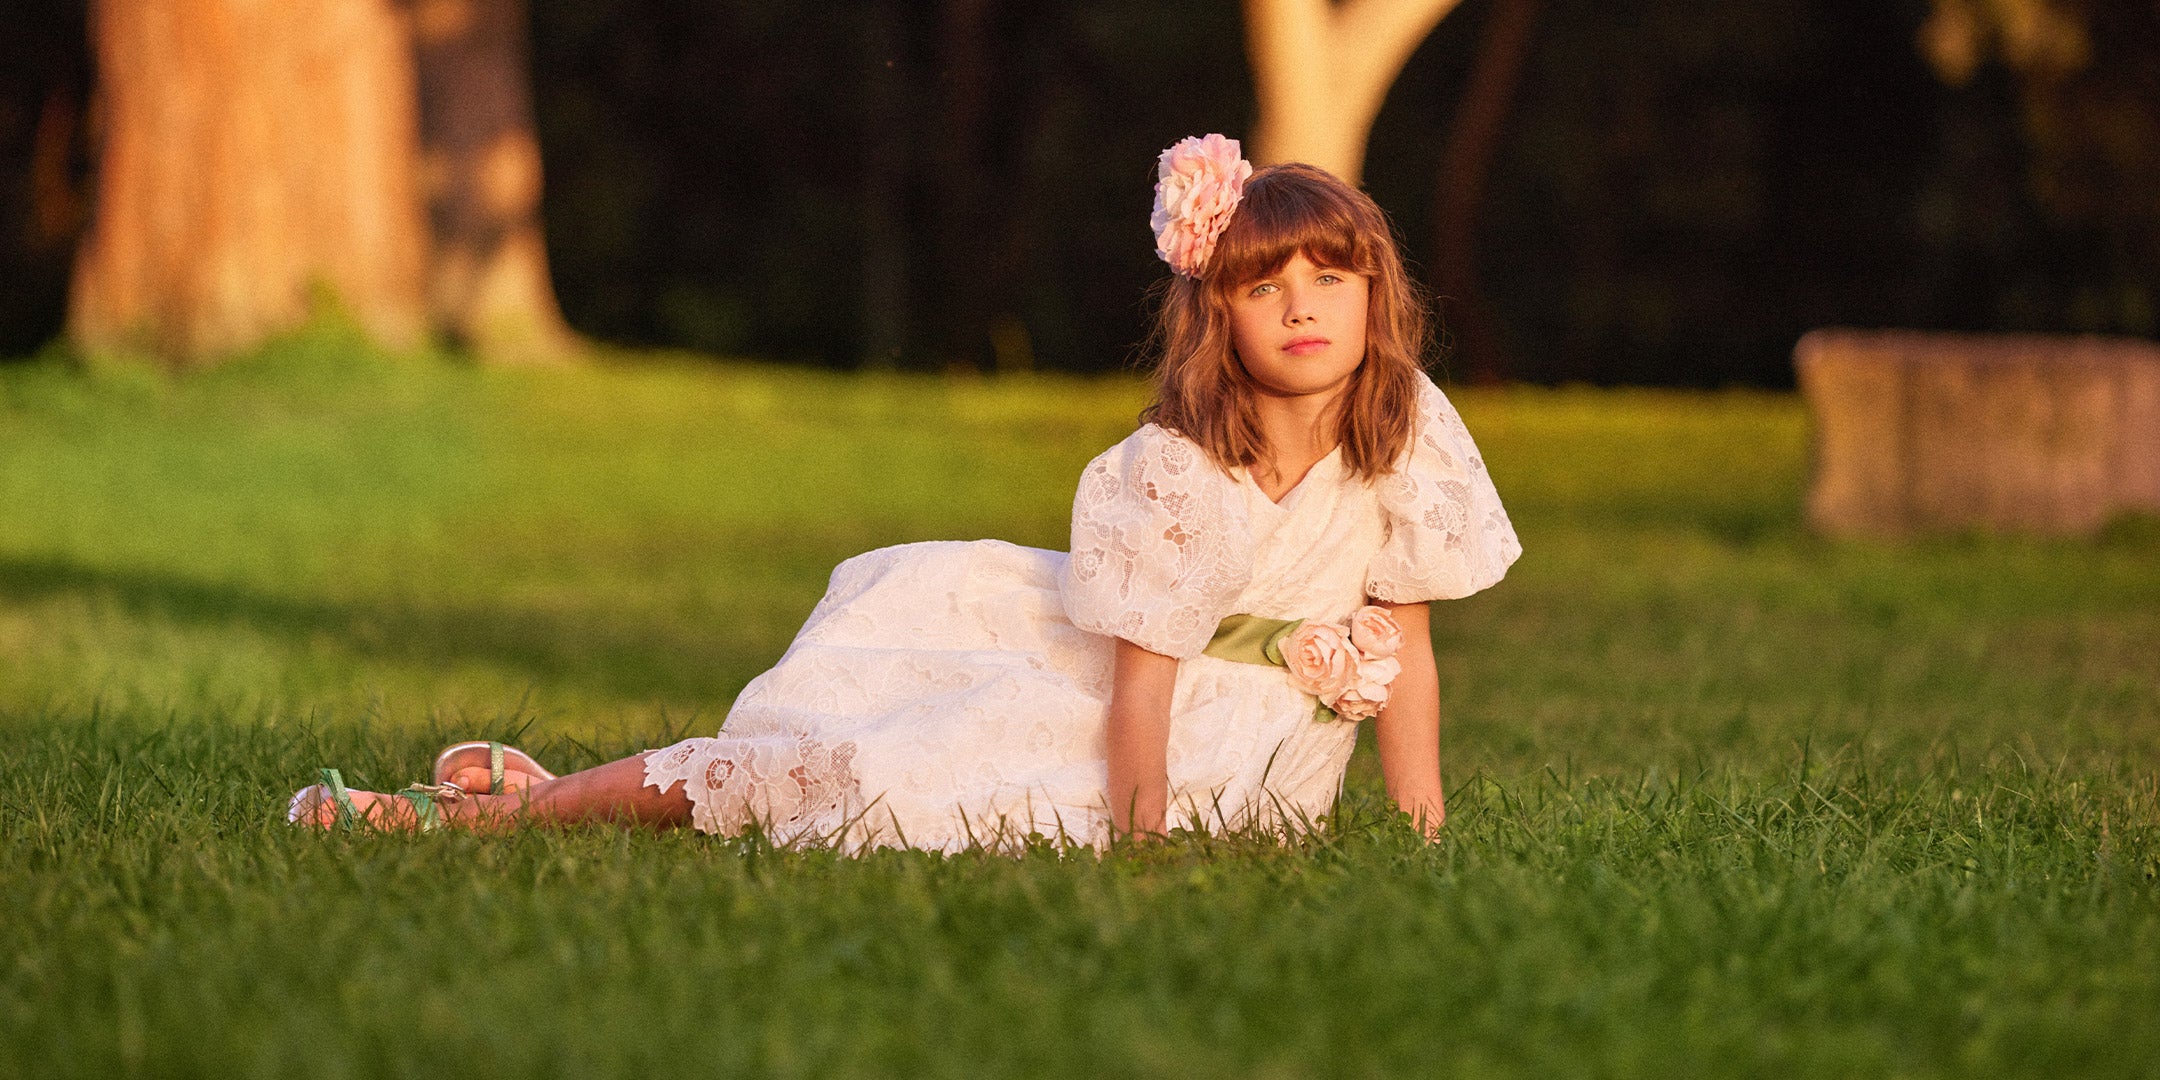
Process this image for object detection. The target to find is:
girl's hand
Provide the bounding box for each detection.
[1105,637,1179,840]
[1403,793,1446,839]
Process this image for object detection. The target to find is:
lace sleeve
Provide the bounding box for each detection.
[1366,374,1522,603]
[1062,425,1254,659]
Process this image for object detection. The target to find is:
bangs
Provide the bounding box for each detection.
[1204,165,1375,292]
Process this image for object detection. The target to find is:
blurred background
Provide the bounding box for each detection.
[2,0,2154,385]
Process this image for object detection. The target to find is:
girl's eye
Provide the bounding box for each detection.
[1317,273,1342,285]
[1247,282,1278,297]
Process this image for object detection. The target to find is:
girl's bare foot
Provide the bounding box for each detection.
[289,756,690,833]
[432,742,556,796]
[287,781,429,830]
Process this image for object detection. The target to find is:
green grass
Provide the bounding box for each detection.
[2,325,2156,1078]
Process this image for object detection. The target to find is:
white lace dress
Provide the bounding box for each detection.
[642,374,1521,851]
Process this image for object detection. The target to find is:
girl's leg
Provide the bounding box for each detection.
[473,753,691,828]
[297,753,693,831]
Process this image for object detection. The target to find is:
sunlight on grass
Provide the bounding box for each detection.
[1,332,2155,1078]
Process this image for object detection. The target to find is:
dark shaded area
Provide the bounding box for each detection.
[524,1,1249,373]
[1380,0,1932,385]
[3,0,2154,384]
[0,0,90,359]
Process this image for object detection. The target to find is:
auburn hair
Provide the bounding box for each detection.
[1140,162,1427,482]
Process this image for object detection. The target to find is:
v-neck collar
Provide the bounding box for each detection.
[1238,445,1344,511]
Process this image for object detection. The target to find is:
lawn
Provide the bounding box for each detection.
[2,328,2156,1078]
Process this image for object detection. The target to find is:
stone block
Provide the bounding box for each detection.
[1796,329,2160,536]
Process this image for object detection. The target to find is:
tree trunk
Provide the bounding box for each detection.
[1432,0,1540,383]
[409,0,577,364]
[69,0,429,367]
[1244,0,1464,185]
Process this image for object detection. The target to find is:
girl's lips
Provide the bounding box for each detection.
[1283,336,1331,356]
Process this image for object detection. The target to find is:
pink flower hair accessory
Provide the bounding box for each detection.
[1150,134,1252,279]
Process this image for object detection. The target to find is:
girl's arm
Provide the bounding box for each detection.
[1105,637,1179,838]
[1373,600,1446,834]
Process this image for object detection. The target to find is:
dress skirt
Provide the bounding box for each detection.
[641,540,1361,852]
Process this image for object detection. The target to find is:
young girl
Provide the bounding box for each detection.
[290,135,1520,848]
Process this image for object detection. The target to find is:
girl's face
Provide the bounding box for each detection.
[1226,252,1370,405]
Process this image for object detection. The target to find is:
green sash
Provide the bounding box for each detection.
[1202,613,1303,667]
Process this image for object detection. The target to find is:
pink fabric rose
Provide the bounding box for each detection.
[1348,605,1404,660]
[1329,654,1402,721]
[1150,134,1251,278]
[1280,621,1356,701]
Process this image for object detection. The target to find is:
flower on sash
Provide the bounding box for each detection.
[1281,621,1357,701]
[1348,605,1404,661]
[1278,607,1406,722]
[1330,655,1401,721]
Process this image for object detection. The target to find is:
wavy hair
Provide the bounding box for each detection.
[1140,162,1427,482]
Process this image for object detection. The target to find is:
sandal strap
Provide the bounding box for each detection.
[319,768,359,830]
[396,788,444,832]
[403,781,468,803]
[489,742,506,796]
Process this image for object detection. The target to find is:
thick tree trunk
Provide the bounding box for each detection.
[1432,0,1540,383]
[1244,0,1464,184]
[409,0,577,364]
[69,0,429,367]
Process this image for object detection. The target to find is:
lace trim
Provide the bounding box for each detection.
[643,735,863,842]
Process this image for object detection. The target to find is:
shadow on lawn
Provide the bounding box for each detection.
[0,554,776,706]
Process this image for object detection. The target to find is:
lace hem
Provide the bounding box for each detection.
[642,735,863,843]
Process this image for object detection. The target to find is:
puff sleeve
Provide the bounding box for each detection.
[1063,425,1255,659]
[1365,373,1523,602]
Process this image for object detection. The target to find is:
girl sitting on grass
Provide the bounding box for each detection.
[290,135,1520,848]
